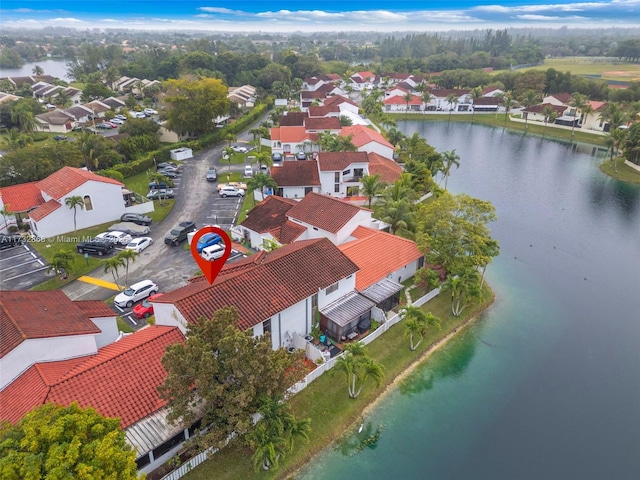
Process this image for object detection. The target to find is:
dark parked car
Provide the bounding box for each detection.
[148,181,168,189]
[53,135,68,141]
[0,233,25,250]
[120,213,152,226]
[164,221,196,246]
[76,238,114,256]
[157,169,179,179]
[146,189,175,200]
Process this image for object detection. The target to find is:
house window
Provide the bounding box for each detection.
[83,195,93,211]
[334,184,340,193]
[354,168,364,178]
[325,282,339,295]
[342,169,351,176]
[263,319,271,334]
[334,172,340,182]
[304,187,313,195]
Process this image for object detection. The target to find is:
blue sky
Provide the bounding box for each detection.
[1,1,639,32]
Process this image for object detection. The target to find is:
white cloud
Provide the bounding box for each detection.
[516,14,589,20]
[198,7,243,14]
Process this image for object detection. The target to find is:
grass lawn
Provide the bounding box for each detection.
[181,285,494,480]
[600,157,640,185]
[394,112,609,147]
[514,57,640,81]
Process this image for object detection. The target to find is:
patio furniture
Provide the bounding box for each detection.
[347,331,358,341]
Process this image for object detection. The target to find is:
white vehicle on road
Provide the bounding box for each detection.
[125,237,153,253]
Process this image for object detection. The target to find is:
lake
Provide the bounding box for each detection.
[0,59,71,81]
[299,122,640,479]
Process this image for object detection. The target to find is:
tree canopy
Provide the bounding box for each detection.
[159,307,307,449]
[0,403,138,480]
[163,77,230,136]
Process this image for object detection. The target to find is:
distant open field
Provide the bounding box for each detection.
[514,57,640,82]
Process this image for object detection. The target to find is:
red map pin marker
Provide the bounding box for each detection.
[190,226,232,285]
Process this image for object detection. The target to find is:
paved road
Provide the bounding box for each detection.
[61,113,268,304]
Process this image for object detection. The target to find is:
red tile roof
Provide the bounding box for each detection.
[317,151,369,172]
[308,105,341,117]
[324,95,359,109]
[270,126,313,144]
[37,166,123,201]
[275,220,307,244]
[28,199,61,221]
[301,90,327,100]
[383,94,422,106]
[340,226,423,290]
[339,125,394,150]
[549,93,572,104]
[367,152,403,184]
[0,182,44,212]
[0,291,102,358]
[240,195,297,234]
[271,160,321,187]
[288,192,367,234]
[156,238,359,331]
[0,326,185,428]
[74,300,118,318]
[305,117,341,131]
[280,111,308,127]
[354,71,376,80]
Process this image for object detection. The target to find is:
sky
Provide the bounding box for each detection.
[1,0,639,32]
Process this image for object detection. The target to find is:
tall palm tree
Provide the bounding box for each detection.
[446,93,459,121]
[65,196,84,232]
[542,105,557,139]
[442,270,481,317]
[46,250,74,279]
[360,174,386,209]
[103,256,125,290]
[441,150,461,190]
[421,90,433,112]
[116,249,138,287]
[247,173,278,206]
[470,87,483,122]
[335,343,384,399]
[609,127,629,173]
[569,93,588,138]
[521,90,540,130]
[501,92,513,125]
[402,306,441,351]
[403,91,413,119]
[250,422,288,471]
[32,65,44,76]
[386,127,405,149]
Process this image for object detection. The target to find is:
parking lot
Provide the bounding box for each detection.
[205,195,244,229]
[0,242,52,290]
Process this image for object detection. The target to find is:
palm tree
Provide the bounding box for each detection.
[117,249,138,287]
[442,270,481,317]
[224,133,236,148]
[147,172,172,206]
[103,256,125,290]
[501,92,513,125]
[386,127,404,149]
[360,174,386,209]
[441,150,460,190]
[569,93,588,138]
[0,205,13,232]
[580,102,593,130]
[250,422,288,471]
[609,127,629,173]
[521,90,540,130]
[46,250,74,279]
[65,196,84,232]
[247,173,278,206]
[221,147,235,173]
[335,343,384,399]
[470,87,483,122]
[446,93,459,121]
[403,91,413,119]
[10,103,36,133]
[421,90,433,112]
[542,105,557,138]
[402,306,441,351]
[32,65,44,76]
[256,151,274,171]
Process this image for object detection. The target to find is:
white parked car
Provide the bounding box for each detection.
[232,145,248,153]
[144,108,158,115]
[96,231,133,246]
[219,186,245,198]
[125,237,153,253]
[201,244,226,261]
[243,165,253,177]
[114,279,158,308]
[134,112,147,118]
[110,118,125,125]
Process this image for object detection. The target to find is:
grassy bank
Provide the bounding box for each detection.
[600,157,640,185]
[392,112,609,147]
[182,286,494,480]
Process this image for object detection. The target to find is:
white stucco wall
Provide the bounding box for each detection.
[89,316,120,349]
[0,335,98,390]
[335,209,373,244]
[388,258,421,285]
[153,303,189,334]
[317,274,356,309]
[357,141,394,159]
[280,186,310,199]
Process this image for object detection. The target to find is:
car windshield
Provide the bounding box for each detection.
[123,288,134,296]
[141,298,151,308]
[170,229,181,235]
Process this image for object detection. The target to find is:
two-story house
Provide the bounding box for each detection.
[317,151,370,197]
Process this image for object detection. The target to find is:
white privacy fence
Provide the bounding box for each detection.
[162,287,440,480]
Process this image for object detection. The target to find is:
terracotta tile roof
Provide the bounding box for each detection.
[0,181,44,212]
[287,192,366,234]
[84,101,110,113]
[156,238,359,331]
[271,160,321,187]
[280,112,308,127]
[523,103,567,115]
[28,199,61,221]
[0,326,185,428]
[37,166,123,200]
[339,125,394,150]
[35,110,74,126]
[588,100,606,111]
[301,90,327,100]
[305,117,341,131]
[340,226,423,290]
[550,93,572,104]
[354,71,376,80]
[240,195,297,233]
[383,95,422,106]
[317,151,369,172]
[270,126,313,144]
[308,105,340,117]
[0,291,101,358]
[74,300,118,318]
[367,152,403,184]
[324,95,359,109]
[275,220,307,244]
[323,74,343,81]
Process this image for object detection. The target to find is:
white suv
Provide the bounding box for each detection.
[114,279,158,308]
[219,186,245,198]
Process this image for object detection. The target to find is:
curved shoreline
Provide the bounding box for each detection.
[284,289,495,479]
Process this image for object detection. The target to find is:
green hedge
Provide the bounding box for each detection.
[98,102,272,178]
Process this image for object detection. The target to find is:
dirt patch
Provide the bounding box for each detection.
[603,70,638,77]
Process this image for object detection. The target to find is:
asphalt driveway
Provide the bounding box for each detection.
[0,242,51,290]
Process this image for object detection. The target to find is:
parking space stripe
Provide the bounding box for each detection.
[0,251,33,262]
[3,259,47,271]
[3,266,49,282]
[78,276,121,291]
